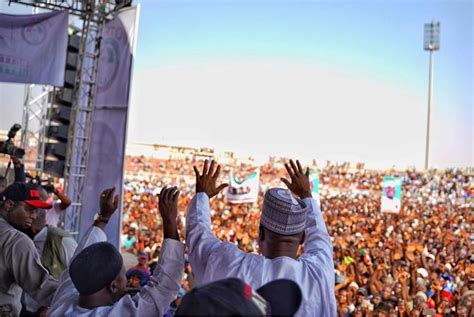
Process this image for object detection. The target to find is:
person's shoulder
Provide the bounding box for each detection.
[47,226,73,238]
[109,294,138,313]
[2,227,36,253]
[298,253,334,272]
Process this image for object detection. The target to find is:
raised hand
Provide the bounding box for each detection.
[99,187,119,220]
[159,186,180,241]
[159,186,180,222]
[193,160,228,199]
[280,159,312,199]
[94,187,120,230]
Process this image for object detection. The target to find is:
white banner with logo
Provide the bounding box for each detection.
[0,10,68,86]
[227,169,260,204]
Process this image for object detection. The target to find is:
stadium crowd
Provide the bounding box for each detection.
[0,149,472,316]
[122,155,473,316]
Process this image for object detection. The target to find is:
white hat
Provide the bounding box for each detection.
[427,254,435,260]
[417,268,429,278]
[416,291,428,301]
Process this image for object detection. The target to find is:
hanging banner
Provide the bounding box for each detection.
[77,6,140,247]
[381,176,402,213]
[227,169,260,204]
[0,10,68,86]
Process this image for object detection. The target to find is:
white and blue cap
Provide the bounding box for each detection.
[260,188,308,235]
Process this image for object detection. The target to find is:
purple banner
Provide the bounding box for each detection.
[0,10,68,86]
[78,6,139,247]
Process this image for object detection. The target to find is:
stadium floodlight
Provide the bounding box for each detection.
[423,20,440,170]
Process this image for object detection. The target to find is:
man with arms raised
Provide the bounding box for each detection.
[186,159,336,316]
[49,186,185,316]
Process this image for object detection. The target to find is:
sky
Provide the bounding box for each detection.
[127,0,473,168]
[1,0,473,168]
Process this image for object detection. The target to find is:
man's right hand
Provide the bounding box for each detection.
[95,187,119,230]
[193,160,228,199]
[99,187,120,219]
[280,159,312,199]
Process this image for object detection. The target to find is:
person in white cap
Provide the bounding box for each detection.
[186,159,336,316]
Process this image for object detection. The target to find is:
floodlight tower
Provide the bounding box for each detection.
[423,20,440,170]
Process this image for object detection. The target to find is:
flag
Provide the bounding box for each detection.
[309,171,320,203]
[381,176,402,213]
[227,169,260,204]
[0,10,68,86]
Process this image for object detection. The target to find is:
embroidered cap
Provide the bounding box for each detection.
[260,188,308,235]
[0,182,52,209]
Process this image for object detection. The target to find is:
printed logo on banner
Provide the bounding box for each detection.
[97,25,127,92]
[21,23,47,45]
[227,170,260,204]
[97,38,120,92]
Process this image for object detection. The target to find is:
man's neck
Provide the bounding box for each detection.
[263,248,298,260]
[78,294,113,310]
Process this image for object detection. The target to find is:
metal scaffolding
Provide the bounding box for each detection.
[63,8,104,233]
[20,84,51,174]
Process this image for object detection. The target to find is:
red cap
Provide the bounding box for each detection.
[25,200,53,209]
[0,183,52,209]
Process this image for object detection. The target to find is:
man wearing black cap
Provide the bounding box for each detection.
[0,182,58,317]
[175,278,302,316]
[48,186,185,316]
[186,159,336,316]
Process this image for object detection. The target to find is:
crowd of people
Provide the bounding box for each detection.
[122,155,473,316]
[0,149,472,316]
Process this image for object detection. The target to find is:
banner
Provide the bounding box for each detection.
[0,11,68,86]
[77,6,139,247]
[309,171,320,203]
[381,176,402,213]
[227,169,260,204]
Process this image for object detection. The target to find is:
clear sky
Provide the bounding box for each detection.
[1,0,472,168]
[127,0,473,168]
